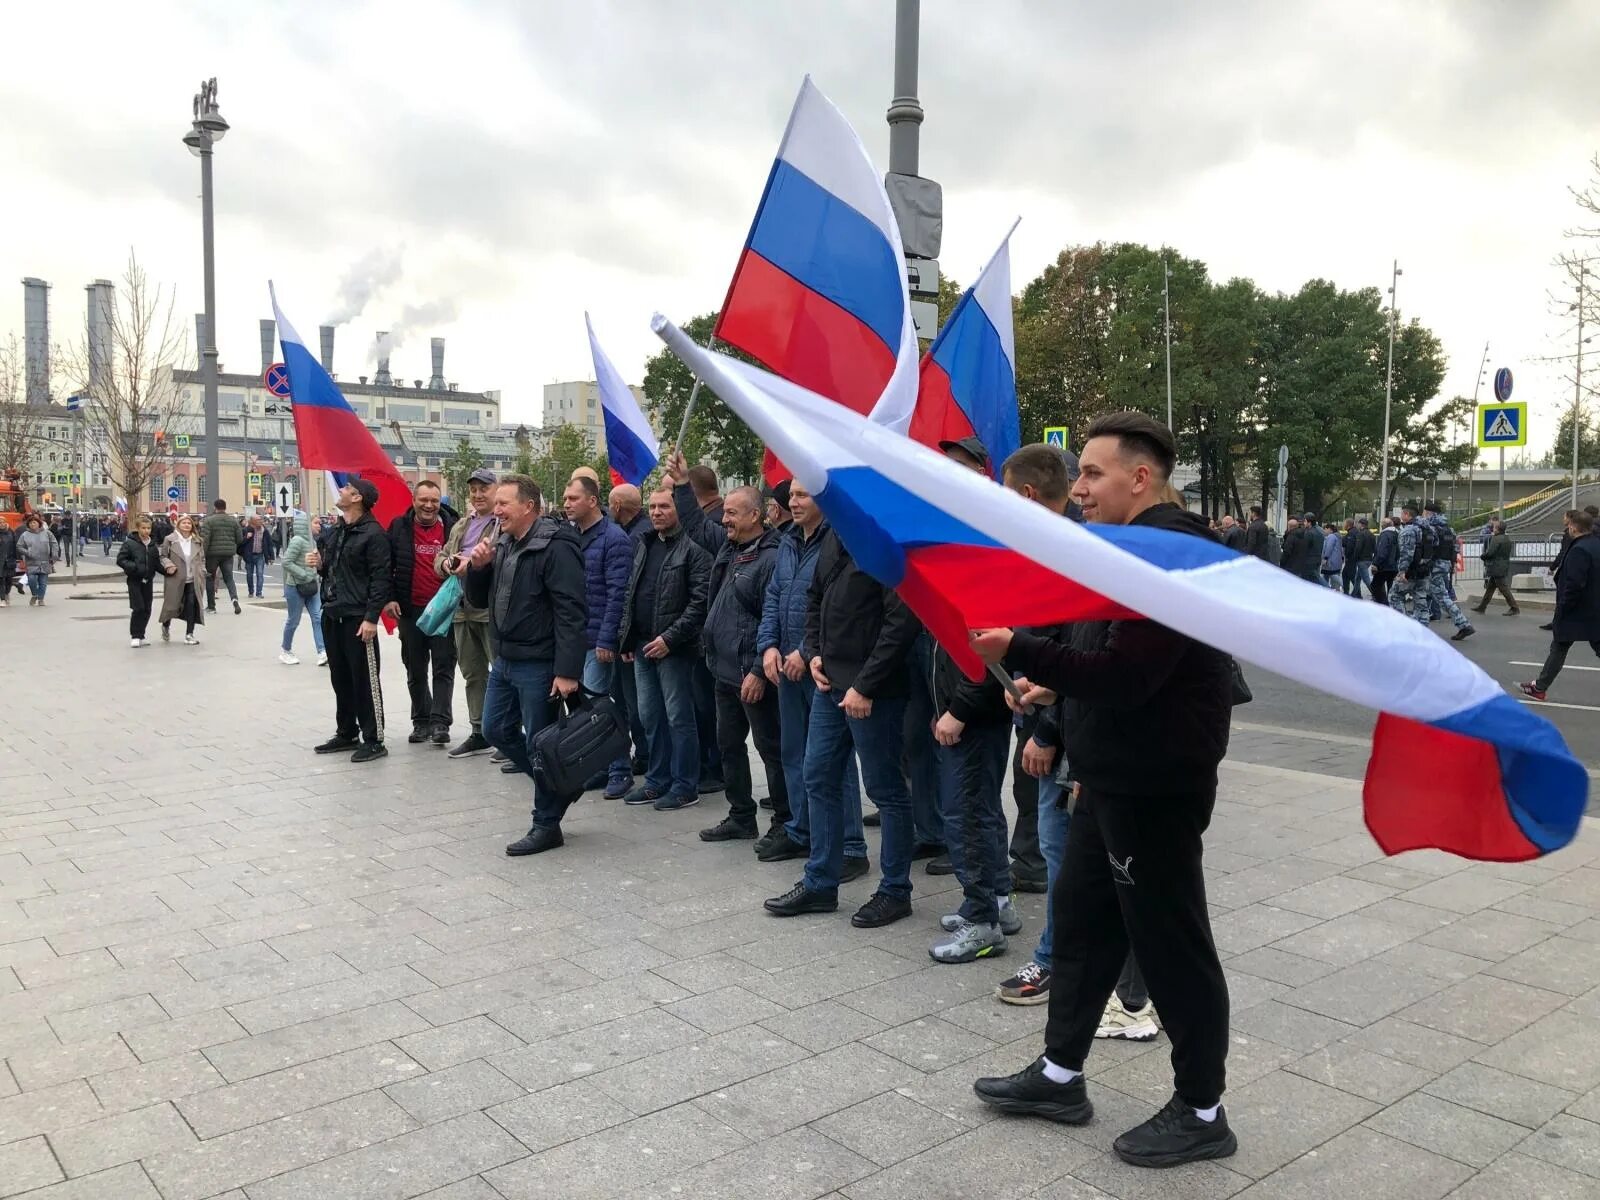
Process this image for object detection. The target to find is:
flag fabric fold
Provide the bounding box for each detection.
[269,284,411,529]
[586,314,659,487]
[650,313,1588,864]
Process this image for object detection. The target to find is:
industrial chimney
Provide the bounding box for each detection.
[319,325,335,373]
[22,278,50,406]
[195,314,207,370]
[86,280,115,397]
[374,331,393,387]
[260,319,276,374]
[428,338,445,390]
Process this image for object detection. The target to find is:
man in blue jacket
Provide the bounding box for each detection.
[564,475,635,798]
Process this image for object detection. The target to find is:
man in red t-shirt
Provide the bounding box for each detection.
[384,480,459,745]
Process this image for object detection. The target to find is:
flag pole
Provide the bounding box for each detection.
[674,328,720,453]
[987,662,1035,715]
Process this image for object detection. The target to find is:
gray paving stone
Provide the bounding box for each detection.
[46,994,169,1044]
[1423,1061,1578,1129]
[1519,1113,1600,1180]
[1267,913,1415,968]
[225,963,435,1034]
[1223,946,1338,987]
[488,971,686,1043]
[1285,1042,1433,1104]
[1229,999,1358,1053]
[86,1051,222,1114]
[1478,1008,1600,1092]
[1096,1032,1298,1108]
[402,958,603,1026]
[1485,935,1600,996]
[1230,1126,1470,1199]
[1397,973,1567,1042]
[1418,908,1562,961]
[618,1126,876,1200]
[742,947,925,1010]
[0,1135,64,1195]
[1354,897,1462,935]
[756,1000,890,1054]
[395,1015,525,1071]
[8,1035,138,1091]
[485,1078,634,1153]
[664,983,788,1034]
[48,1101,197,1178]
[0,1163,164,1200]
[1068,1155,1254,1200]
[1271,876,1397,920]
[1400,872,1531,915]
[1370,940,1488,982]
[834,964,999,1026]
[1339,1015,1485,1073]
[201,999,428,1081]
[860,1014,995,1075]
[840,1114,1099,1200]
[414,1181,505,1200]
[1221,1069,1378,1180]
[122,1008,248,1063]
[1445,1151,1600,1200]
[1208,905,1323,956]
[809,1092,969,1167]
[1278,958,1444,1026]
[1363,1091,1526,1167]
[586,1025,809,1116]
[384,1059,525,1124]
[175,940,286,982]
[1031,1177,1119,1200]
[695,1042,921,1140]
[488,1009,703,1093]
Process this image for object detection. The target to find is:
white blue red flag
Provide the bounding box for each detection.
[651,314,1587,863]
[268,285,412,528]
[585,314,658,488]
[908,224,1021,474]
[714,77,919,484]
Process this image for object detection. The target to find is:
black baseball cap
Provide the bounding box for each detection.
[938,436,990,466]
[1423,499,1444,513]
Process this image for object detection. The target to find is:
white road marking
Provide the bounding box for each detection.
[1510,661,1600,672]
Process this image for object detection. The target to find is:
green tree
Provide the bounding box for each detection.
[1546,402,1600,474]
[531,423,599,504]
[440,436,483,505]
[641,312,766,484]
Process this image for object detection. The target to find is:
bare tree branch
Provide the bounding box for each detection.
[0,333,46,476]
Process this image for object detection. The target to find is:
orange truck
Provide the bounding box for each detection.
[0,470,35,531]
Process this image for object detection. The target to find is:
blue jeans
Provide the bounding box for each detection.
[282,584,326,653]
[778,673,866,859]
[634,654,700,797]
[803,693,912,899]
[937,720,1012,926]
[583,651,631,786]
[483,656,574,829]
[611,649,647,764]
[1034,775,1069,970]
[26,572,47,600]
[244,557,266,596]
[904,632,945,847]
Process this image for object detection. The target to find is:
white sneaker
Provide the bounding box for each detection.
[1095,993,1161,1041]
[130,637,141,648]
[139,639,150,646]
[316,651,328,666]
[278,652,300,665]
[185,634,199,645]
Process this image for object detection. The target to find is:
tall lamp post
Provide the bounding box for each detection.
[1377,259,1402,520]
[1163,259,1174,430]
[183,79,228,507]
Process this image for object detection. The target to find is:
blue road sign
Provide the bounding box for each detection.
[263,362,292,399]
[66,395,82,412]
[1493,367,1513,402]
[167,487,181,500]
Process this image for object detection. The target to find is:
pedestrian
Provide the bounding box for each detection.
[971,410,1236,1169]
[698,485,790,844]
[1543,508,1588,632]
[1474,519,1520,617]
[117,514,161,646]
[0,518,17,607]
[1242,505,1270,560]
[1420,499,1474,641]
[278,512,327,665]
[436,468,499,758]
[619,487,712,811]
[202,497,243,614]
[606,482,651,773]
[384,480,459,747]
[1348,517,1376,598]
[668,455,727,795]
[1370,517,1399,606]
[1319,522,1344,588]
[17,514,58,606]
[765,480,793,533]
[1521,509,1600,701]
[100,518,114,557]
[563,473,634,795]
[459,474,587,855]
[239,515,275,598]
[310,479,392,763]
[157,513,205,643]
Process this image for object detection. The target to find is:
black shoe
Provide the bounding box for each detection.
[314,734,359,755]
[351,743,388,764]
[1540,622,1554,630]
[1451,625,1476,642]
[851,892,912,928]
[408,723,429,744]
[974,1059,1094,1124]
[447,733,492,759]
[840,855,870,884]
[925,855,955,876]
[506,826,563,856]
[1113,1095,1237,1168]
[500,761,524,774]
[758,797,773,810]
[764,882,838,917]
[752,826,789,857]
[623,785,662,807]
[863,810,881,827]
[698,777,726,795]
[430,727,450,746]
[1010,869,1049,895]
[233,599,241,615]
[700,817,759,842]
[910,841,944,861]
[1507,609,1521,616]
[631,756,648,776]
[757,832,808,862]
[206,606,216,614]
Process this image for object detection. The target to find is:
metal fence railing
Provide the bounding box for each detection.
[1455,537,1561,585]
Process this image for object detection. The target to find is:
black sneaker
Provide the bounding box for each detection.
[623,785,663,807]
[757,833,808,862]
[233,599,241,614]
[1010,868,1049,895]
[489,749,509,764]
[351,743,388,764]
[408,723,429,744]
[973,1058,1093,1124]
[851,892,912,928]
[863,810,881,828]
[997,962,1052,1006]
[752,825,788,857]
[447,733,492,759]
[430,727,450,746]
[314,734,359,755]
[698,777,726,796]
[925,856,955,876]
[1450,625,1476,642]
[1113,1095,1237,1168]
[764,882,838,917]
[500,761,524,774]
[840,855,871,883]
[910,841,945,861]
[700,817,758,842]
[506,826,563,856]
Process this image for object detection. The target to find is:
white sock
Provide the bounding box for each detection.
[1193,1104,1219,1123]
[1040,1057,1081,1084]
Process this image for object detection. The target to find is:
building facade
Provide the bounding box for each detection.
[542,379,656,456]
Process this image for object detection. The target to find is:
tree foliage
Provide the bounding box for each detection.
[641,313,766,485]
[440,436,483,505]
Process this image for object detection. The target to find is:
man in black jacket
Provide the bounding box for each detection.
[1343,517,1376,597]
[619,487,712,810]
[1280,514,1322,582]
[971,411,1237,1170]
[763,527,920,930]
[1243,506,1269,560]
[311,479,393,763]
[699,486,789,844]
[461,475,587,856]
[605,482,651,768]
[667,453,726,795]
[1218,513,1245,552]
[384,481,459,746]
[1522,510,1600,701]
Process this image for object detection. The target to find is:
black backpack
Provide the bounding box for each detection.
[1409,522,1439,574]
[1433,522,1458,570]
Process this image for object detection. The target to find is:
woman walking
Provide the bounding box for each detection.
[16,514,58,606]
[118,515,163,646]
[159,513,206,644]
[279,512,327,665]
[0,519,16,607]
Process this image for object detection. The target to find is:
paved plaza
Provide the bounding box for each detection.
[3,581,1600,1199]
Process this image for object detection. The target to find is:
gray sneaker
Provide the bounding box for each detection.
[930,920,1007,964]
[940,897,1022,936]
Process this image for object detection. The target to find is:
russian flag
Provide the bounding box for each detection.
[651,314,1588,864]
[714,77,918,484]
[268,285,411,529]
[908,225,1021,475]
[586,314,658,488]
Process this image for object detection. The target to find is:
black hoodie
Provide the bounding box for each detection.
[1004,502,1232,796]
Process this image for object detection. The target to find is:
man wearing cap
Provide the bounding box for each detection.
[765,480,793,533]
[310,478,393,763]
[437,468,501,757]
[1421,499,1474,642]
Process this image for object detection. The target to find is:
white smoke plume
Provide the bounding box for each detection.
[325,247,404,325]
[368,298,461,365]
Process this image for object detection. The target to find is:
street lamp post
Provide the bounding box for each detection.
[1163,259,1174,430]
[1377,259,1402,520]
[183,79,228,509]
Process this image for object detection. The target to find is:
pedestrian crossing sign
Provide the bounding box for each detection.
[1043,426,1068,449]
[1477,402,1527,448]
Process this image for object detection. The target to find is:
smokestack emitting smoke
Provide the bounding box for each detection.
[374,332,393,387]
[325,247,403,326]
[319,326,335,373]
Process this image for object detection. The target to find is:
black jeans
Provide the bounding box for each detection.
[205,555,238,608]
[127,578,153,638]
[714,679,789,825]
[1535,639,1600,692]
[1009,724,1045,880]
[692,659,722,784]
[1476,577,1520,613]
[1043,786,1229,1109]
[1369,569,1396,607]
[323,614,383,744]
[938,719,1012,926]
[398,614,458,729]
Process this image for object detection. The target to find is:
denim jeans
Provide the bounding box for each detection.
[779,674,866,859]
[634,654,700,797]
[205,556,237,607]
[282,585,326,653]
[482,655,575,829]
[937,720,1012,926]
[610,648,647,764]
[803,693,912,899]
[26,571,47,600]
[244,557,266,596]
[583,651,631,785]
[1034,775,1069,970]
[903,632,944,847]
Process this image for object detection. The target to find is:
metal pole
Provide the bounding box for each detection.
[1378,259,1401,519]
[1575,263,1585,511]
[1498,446,1506,518]
[71,409,83,585]
[886,0,922,176]
[674,331,721,453]
[200,144,220,508]
[1163,259,1174,429]
[1468,340,1487,518]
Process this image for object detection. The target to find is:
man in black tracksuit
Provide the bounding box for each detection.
[973,411,1236,1170]
[312,479,393,762]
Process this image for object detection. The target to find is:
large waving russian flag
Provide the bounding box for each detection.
[714,77,918,484]
[269,285,411,529]
[651,314,1587,864]
[908,225,1021,474]
[586,314,658,488]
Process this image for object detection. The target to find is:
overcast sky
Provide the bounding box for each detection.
[6,0,1600,461]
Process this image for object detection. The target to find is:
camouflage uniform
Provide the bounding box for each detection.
[1421,513,1472,632]
[1389,519,1426,618]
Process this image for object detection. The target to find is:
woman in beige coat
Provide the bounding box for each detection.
[159,514,207,643]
